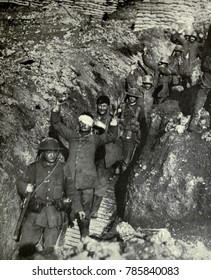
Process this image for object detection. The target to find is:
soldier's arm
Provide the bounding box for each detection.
[159,65,173,76]
[142,51,158,72]
[174,33,189,56]
[51,107,76,141]
[16,163,35,199]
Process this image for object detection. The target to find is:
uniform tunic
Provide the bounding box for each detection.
[51,110,117,236]
[51,111,117,191]
[139,86,154,130]
[119,101,142,165]
[16,159,81,247]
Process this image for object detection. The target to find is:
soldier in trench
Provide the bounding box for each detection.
[171,29,204,88]
[188,24,211,132]
[16,137,82,249]
[139,74,156,131]
[92,95,123,218]
[117,88,143,173]
[142,47,173,104]
[51,104,118,241]
[169,44,186,91]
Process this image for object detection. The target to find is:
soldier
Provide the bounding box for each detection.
[189,24,211,132]
[16,137,83,249]
[92,95,112,218]
[169,45,185,89]
[118,88,143,172]
[51,105,118,239]
[142,47,172,103]
[125,61,142,91]
[171,30,203,88]
[139,74,155,131]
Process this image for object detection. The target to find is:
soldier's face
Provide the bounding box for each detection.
[174,51,182,57]
[128,96,137,104]
[97,103,109,116]
[43,150,59,163]
[143,83,152,90]
[189,36,196,43]
[79,121,92,132]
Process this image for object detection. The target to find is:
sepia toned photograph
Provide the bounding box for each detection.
[0,0,211,261]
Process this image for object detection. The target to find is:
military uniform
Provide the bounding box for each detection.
[139,85,154,130]
[17,158,81,248]
[172,32,203,87]
[189,25,211,131]
[119,93,142,170]
[51,110,117,236]
[142,53,172,103]
[94,112,112,197]
[169,45,186,87]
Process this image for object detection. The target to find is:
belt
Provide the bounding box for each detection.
[35,197,57,207]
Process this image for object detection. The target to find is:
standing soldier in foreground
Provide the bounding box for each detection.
[51,104,118,240]
[16,138,82,249]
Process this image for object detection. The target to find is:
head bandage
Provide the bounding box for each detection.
[78,115,94,126]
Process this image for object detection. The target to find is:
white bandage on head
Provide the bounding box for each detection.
[78,114,94,127]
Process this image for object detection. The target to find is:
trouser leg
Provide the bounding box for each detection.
[95,160,110,197]
[91,195,103,218]
[43,227,60,248]
[122,140,136,171]
[189,87,209,131]
[77,189,94,238]
[19,214,43,247]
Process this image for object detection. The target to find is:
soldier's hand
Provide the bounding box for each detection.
[143,46,147,54]
[52,100,61,112]
[26,183,34,193]
[78,211,86,220]
[110,116,118,126]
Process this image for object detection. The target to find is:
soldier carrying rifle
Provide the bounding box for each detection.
[15,137,82,249]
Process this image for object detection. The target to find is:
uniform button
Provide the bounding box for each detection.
[48,188,50,191]
[48,171,50,174]
[46,197,49,200]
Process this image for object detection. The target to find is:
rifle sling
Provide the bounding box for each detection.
[31,160,60,199]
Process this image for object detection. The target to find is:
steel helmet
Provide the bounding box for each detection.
[142,75,153,85]
[159,56,169,65]
[126,88,140,98]
[190,31,197,39]
[38,137,62,151]
[174,45,183,52]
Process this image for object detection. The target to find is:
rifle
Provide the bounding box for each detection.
[13,191,32,242]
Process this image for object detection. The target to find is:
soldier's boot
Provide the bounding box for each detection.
[188,88,209,132]
[78,218,90,239]
[91,195,102,219]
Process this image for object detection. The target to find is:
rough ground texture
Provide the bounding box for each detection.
[1,2,211,259]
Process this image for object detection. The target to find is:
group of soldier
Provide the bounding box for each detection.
[15,24,211,253]
[16,85,144,251]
